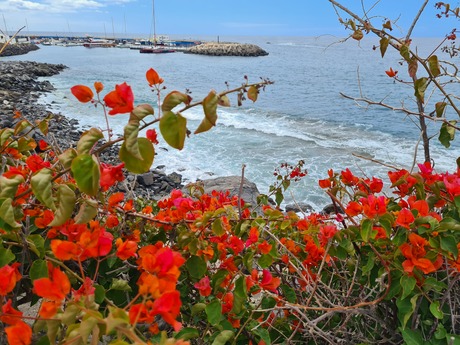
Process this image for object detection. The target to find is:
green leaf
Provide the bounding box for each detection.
[58,148,78,170]
[119,137,155,174]
[400,328,424,345]
[430,300,444,319]
[71,154,100,196]
[211,270,229,292]
[123,122,142,160]
[76,128,103,155]
[397,295,418,329]
[30,259,48,281]
[61,303,81,326]
[400,275,417,299]
[0,175,24,199]
[191,303,206,316]
[38,118,50,136]
[439,121,457,148]
[360,218,373,242]
[247,86,258,102]
[175,327,200,340]
[94,284,106,304]
[14,119,32,135]
[400,44,411,62]
[428,55,441,77]
[281,284,297,303]
[380,37,389,58]
[258,254,273,268]
[414,77,428,104]
[231,276,247,314]
[159,111,187,150]
[186,255,207,279]
[75,199,98,224]
[0,198,21,228]
[0,247,15,267]
[206,299,223,326]
[110,278,132,292]
[212,218,225,236]
[131,103,154,120]
[161,91,192,112]
[435,102,447,118]
[212,330,234,345]
[105,307,129,334]
[27,234,45,258]
[48,184,76,227]
[440,235,458,259]
[252,328,271,345]
[195,90,219,135]
[31,168,56,210]
[79,315,100,343]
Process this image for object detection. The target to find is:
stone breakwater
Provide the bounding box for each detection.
[186,42,268,57]
[0,43,39,57]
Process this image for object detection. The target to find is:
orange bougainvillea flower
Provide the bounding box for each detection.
[39,300,59,319]
[360,195,387,218]
[385,67,398,77]
[94,81,104,93]
[258,240,272,254]
[115,238,138,260]
[400,233,442,274]
[5,321,32,345]
[71,85,94,103]
[51,239,80,261]
[396,208,415,229]
[146,68,164,86]
[345,201,363,217]
[194,276,212,297]
[152,290,182,331]
[33,262,71,301]
[35,209,55,229]
[103,82,134,115]
[0,263,22,296]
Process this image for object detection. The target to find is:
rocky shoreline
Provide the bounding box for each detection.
[186,42,268,57]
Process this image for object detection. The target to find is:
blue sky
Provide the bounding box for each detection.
[0,0,457,38]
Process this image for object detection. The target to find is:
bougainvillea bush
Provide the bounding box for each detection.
[1,63,460,345]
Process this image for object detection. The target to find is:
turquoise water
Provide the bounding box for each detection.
[4,36,459,209]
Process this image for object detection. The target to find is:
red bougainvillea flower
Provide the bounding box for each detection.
[396,208,415,229]
[360,195,387,218]
[318,224,338,246]
[35,209,55,229]
[443,172,460,198]
[146,67,164,86]
[103,82,134,115]
[33,262,71,301]
[146,129,159,144]
[194,276,212,297]
[0,263,22,296]
[38,139,49,151]
[1,299,23,325]
[341,168,359,186]
[222,292,234,314]
[94,81,104,94]
[100,162,125,191]
[385,67,398,77]
[26,154,51,172]
[5,321,32,345]
[260,269,281,292]
[152,290,182,331]
[71,85,94,103]
[258,240,272,254]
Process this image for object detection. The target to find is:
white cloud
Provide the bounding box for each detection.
[0,0,137,13]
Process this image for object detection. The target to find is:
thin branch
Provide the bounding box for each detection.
[406,0,429,41]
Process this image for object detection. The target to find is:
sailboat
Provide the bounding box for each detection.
[140,0,175,54]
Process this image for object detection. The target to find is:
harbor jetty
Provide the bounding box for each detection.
[0,43,39,57]
[186,42,268,57]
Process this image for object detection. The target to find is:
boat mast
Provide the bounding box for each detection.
[152,0,157,45]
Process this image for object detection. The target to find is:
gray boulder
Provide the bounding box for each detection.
[199,176,260,207]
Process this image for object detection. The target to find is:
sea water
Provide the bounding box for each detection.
[4,36,460,209]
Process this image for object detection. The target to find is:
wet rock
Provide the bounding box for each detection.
[321,203,344,215]
[285,202,314,213]
[0,43,39,57]
[199,176,260,207]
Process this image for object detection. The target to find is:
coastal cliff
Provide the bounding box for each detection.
[186,42,268,57]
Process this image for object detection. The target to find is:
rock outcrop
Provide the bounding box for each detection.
[186,42,268,57]
[0,43,39,57]
[198,176,260,207]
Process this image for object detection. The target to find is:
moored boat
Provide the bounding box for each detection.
[139,47,175,54]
